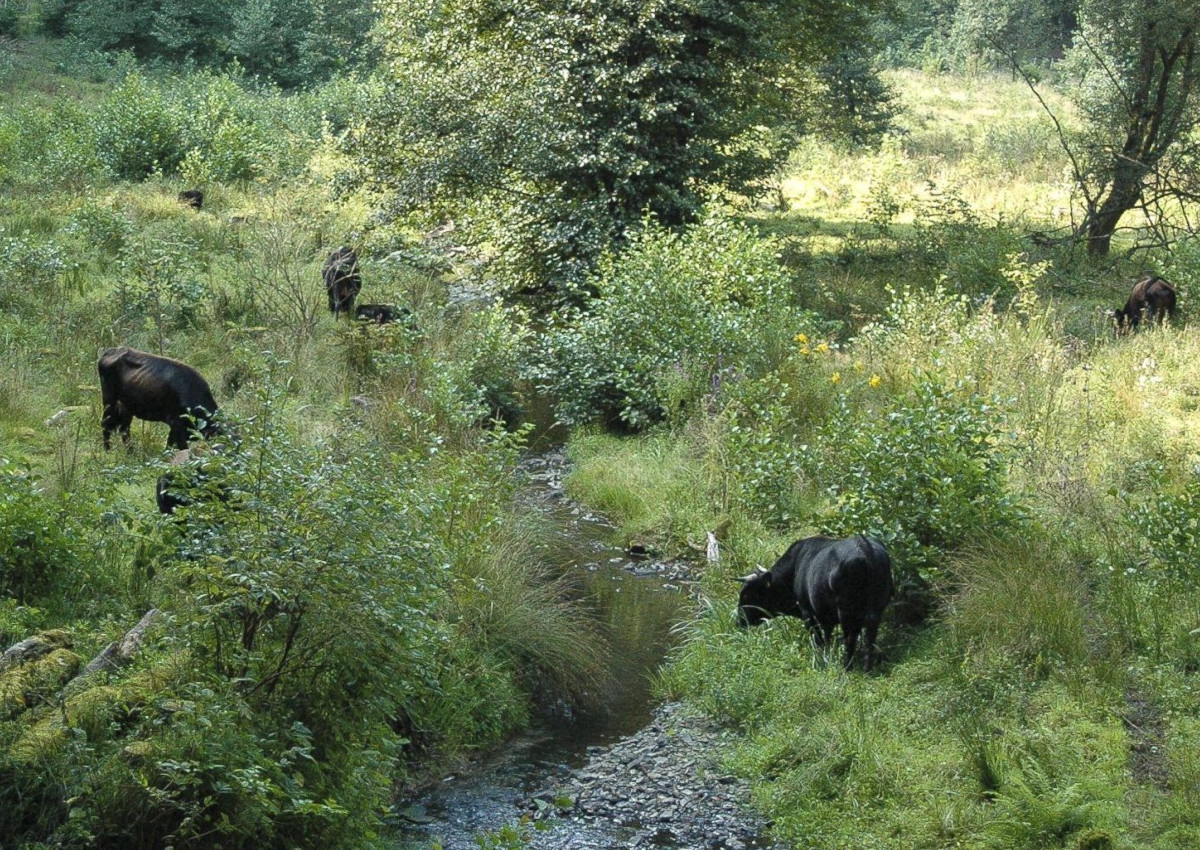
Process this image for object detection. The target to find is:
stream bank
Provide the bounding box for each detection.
[391,449,781,850]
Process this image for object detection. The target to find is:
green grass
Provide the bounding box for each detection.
[4,30,1200,850]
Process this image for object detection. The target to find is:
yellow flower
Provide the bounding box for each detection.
[799,346,811,356]
[869,374,882,388]
[831,372,841,384]
[794,332,808,344]
[853,360,865,372]
[815,342,830,354]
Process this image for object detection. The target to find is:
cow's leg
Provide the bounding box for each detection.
[101,407,115,450]
[167,419,191,451]
[102,406,132,449]
[840,612,864,671]
[862,619,882,673]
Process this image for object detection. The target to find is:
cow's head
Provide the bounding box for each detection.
[735,566,774,628]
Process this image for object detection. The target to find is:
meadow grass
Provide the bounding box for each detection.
[4,42,1200,849]
[571,69,1200,850]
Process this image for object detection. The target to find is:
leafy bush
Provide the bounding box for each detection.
[904,183,1027,300]
[818,375,1025,584]
[716,372,818,529]
[532,213,810,430]
[0,6,20,37]
[66,202,135,257]
[0,229,80,310]
[26,100,106,185]
[92,71,188,179]
[0,464,83,604]
[1129,464,1200,590]
[173,72,273,183]
[116,233,209,337]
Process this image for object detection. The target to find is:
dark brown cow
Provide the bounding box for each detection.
[323,247,362,318]
[355,303,414,326]
[177,190,203,210]
[1114,275,1177,332]
[737,535,894,672]
[98,347,219,450]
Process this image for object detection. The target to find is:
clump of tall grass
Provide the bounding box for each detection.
[945,535,1094,675]
[566,429,712,548]
[447,509,611,714]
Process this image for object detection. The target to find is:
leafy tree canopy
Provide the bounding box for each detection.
[36,0,377,87]
[1054,0,1200,254]
[354,0,887,303]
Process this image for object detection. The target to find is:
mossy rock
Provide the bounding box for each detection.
[0,647,81,719]
[1074,829,1114,850]
[0,628,74,674]
[9,682,134,765]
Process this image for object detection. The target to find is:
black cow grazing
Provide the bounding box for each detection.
[1114,275,1177,332]
[98,347,219,451]
[178,190,203,210]
[355,303,413,326]
[323,246,362,318]
[737,535,894,672]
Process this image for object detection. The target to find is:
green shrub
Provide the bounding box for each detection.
[174,72,273,183]
[93,71,187,179]
[29,100,106,185]
[66,202,135,257]
[532,212,811,430]
[115,233,209,338]
[818,374,1025,584]
[0,6,20,38]
[0,229,80,310]
[903,183,1027,300]
[1129,464,1200,590]
[717,372,816,529]
[0,464,84,604]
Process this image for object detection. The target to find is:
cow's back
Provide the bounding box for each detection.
[98,347,216,416]
[797,536,892,621]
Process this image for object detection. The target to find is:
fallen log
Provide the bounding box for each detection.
[78,609,160,679]
[0,630,72,675]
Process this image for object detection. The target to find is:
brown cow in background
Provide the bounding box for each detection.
[1114,275,1177,332]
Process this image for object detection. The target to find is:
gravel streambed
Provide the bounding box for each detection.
[392,449,780,849]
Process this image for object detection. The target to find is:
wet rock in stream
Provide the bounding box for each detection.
[523,701,780,850]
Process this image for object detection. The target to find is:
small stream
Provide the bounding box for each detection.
[389,450,779,850]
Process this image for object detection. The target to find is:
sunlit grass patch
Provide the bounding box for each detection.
[565,429,712,548]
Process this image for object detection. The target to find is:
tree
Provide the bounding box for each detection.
[36,0,377,88]
[1052,0,1200,255]
[951,0,1076,70]
[355,0,885,302]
